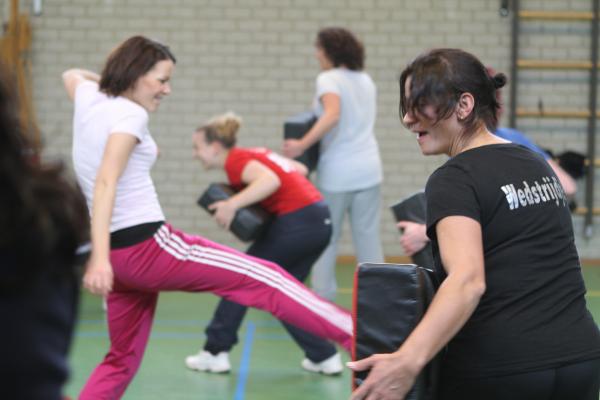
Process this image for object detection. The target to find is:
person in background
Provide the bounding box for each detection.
[349,48,600,400]
[494,126,577,197]
[63,35,352,399]
[283,27,384,301]
[0,63,89,399]
[186,112,343,375]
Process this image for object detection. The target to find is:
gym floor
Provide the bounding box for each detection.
[65,263,600,400]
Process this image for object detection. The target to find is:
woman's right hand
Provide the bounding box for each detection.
[84,133,136,297]
[282,139,305,159]
[209,200,238,230]
[347,352,420,400]
[83,256,114,296]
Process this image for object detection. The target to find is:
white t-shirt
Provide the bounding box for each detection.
[72,81,165,232]
[313,68,382,192]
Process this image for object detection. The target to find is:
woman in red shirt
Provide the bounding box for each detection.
[187,112,342,375]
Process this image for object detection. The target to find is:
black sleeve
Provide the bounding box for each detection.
[425,164,481,242]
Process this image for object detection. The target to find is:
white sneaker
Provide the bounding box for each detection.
[301,353,343,376]
[185,350,231,373]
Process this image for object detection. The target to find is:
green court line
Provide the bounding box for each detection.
[340,288,600,296]
[340,289,600,307]
[75,331,291,341]
[78,319,283,327]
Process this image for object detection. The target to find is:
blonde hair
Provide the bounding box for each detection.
[197,111,242,149]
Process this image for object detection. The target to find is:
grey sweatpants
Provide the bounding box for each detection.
[310,184,384,300]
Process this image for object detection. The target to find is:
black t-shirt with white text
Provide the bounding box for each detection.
[426,143,600,378]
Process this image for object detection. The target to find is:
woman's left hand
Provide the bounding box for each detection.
[347,352,420,400]
[209,200,237,230]
[397,221,429,256]
[282,139,305,159]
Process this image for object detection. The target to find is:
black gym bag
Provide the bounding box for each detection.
[353,262,441,400]
[197,183,272,242]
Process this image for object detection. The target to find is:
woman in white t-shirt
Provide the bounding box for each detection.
[283,27,384,300]
[63,35,352,400]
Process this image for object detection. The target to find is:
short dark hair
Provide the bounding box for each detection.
[99,35,176,96]
[317,27,365,71]
[399,48,507,136]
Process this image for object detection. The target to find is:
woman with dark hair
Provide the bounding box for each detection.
[63,36,352,399]
[185,112,342,375]
[348,48,600,400]
[283,27,384,301]
[0,63,89,399]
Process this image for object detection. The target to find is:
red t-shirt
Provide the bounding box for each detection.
[224,147,323,216]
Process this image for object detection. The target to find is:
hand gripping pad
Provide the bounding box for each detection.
[283,111,319,172]
[390,192,435,269]
[197,183,272,242]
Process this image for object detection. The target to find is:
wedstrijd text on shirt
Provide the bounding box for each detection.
[500,176,567,210]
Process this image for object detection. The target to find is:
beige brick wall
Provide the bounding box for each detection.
[4,0,599,258]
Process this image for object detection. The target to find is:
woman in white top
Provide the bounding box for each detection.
[63,35,352,399]
[283,27,384,300]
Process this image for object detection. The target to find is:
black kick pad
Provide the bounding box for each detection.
[390,191,435,269]
[283,111,319,172]
[353,263,440,400]
[197,183,272,242]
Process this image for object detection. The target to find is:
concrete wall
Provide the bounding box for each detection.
[4,0,599,258]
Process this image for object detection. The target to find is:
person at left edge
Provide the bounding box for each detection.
[0,62,88,400]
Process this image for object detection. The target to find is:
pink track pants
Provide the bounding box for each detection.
[79,223,352,399]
